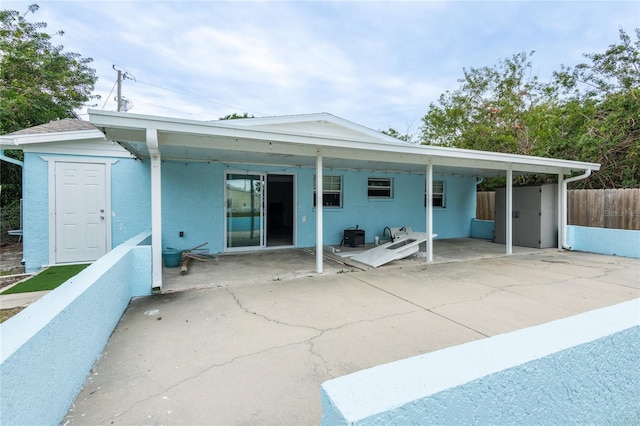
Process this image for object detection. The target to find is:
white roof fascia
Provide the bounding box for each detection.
[222,112,406,145]
[0,129,105,147]
[89,110,403,146]
[88,110,600,174]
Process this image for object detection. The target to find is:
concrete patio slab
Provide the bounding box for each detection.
[63,244,639,425]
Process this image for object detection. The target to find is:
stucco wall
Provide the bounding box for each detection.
[22,152,150,272]
[306,168,475,243]
[161,161,225,253]
[159,161,477,252]
[111,158,151,246]
[321,299,640,425]
[470,218,494,240]
[302,172,476,245]
[22,152,49,272]
[0,233,151,426]
[567,225,640,258]
[23,153,477,265]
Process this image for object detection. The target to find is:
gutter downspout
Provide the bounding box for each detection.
[146,129,163,291]
[1,148,25,265]
[0,149,24,168]
[561,169,592,250]
[506,166,513,255]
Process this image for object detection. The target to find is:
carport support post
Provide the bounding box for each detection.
[557,172,564,249]
[316,149,323,273]
[426,162,434,262]
[506,166,513,255]
[147,128,163,290]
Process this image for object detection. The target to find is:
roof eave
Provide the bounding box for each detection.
[88,109,601,175]
[0,129,106,147]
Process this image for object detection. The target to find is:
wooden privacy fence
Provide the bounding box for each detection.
[476,188,640,230]
[568,188,639,230]
[476,191,495,221]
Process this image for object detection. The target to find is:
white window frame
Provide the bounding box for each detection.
[368,177,393,199]
[425,180,445,208]
[314,175,342,208]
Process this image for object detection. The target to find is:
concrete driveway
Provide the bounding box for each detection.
[64,247,639,425]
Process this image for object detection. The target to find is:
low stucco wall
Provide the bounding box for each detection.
[0,232,152,425]
[567,225,640,258]
[470,218,494,240]
[321,299,640,425]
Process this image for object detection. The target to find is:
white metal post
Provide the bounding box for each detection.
[316,150,323,273]
[426,162,434,263]
[506,166,513,255]
[557,173,564,249]
[147,128,162,290]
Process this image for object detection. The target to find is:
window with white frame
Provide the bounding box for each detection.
[368,177,393,198]
[313,175,342,207]
[424,180,445,207]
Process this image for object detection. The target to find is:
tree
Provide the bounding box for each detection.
[420,29,640,189]
[551,28,640,188]
[554,28,640,99]
[0,4,98,241]
[219,112,255,120]
[421,51,550,156]
[380,127,413,143]
[0,4,98,134]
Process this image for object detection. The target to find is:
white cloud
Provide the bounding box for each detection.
[4,0,639,131]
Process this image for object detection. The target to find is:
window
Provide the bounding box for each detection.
[314,175,342,207]
[425,180,445,207]
[368,177,392,198]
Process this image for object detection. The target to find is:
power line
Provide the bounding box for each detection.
[101,78,118,110]
[131,98,197,115]
[105,66,265,116]
[133,79,264,115]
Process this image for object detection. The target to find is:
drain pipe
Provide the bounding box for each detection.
[146,129,163,291]
[561,169,592,250]
[0,149,24,168]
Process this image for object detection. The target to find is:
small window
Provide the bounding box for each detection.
[425,180,445,208]
[368,177,392,198]
[314,175,342,207]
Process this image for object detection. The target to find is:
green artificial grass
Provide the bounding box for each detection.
[1,264,90,295]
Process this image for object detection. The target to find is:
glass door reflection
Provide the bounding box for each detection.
[226,173,264,249]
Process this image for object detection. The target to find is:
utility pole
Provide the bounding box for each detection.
[116,69,123,112]
[113,65,134,112]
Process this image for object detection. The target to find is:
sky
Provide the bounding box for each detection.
[4,0,640,134]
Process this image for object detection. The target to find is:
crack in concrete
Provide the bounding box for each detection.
[96,337,317,424]
[305,309,425,379]
[307,339,334,379]
[101,289,427,422]
[224,287,324,333]
[348,274,490,338]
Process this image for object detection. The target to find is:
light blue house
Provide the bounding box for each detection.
[0,111,600,289]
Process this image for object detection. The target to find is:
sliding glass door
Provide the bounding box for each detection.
[225,173,264,249]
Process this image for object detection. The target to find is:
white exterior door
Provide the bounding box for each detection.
[55,162,107,263]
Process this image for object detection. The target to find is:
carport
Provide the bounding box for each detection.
[88,110,600,290]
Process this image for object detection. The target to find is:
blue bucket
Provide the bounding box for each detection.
[162,248,182,268]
